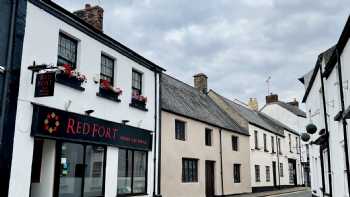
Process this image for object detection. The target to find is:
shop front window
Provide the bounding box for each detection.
[117,149,147,195]
[57,142,105,197]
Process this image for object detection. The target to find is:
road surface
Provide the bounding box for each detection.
[269,190,312,197]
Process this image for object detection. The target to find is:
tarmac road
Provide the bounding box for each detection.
[268,190,312,197]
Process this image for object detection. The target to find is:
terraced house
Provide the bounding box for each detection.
[160,73,251,197]
[208,91,303,192]
[0,1,164,197]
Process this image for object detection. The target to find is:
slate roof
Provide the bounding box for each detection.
[161,74,248,135]
[261,101,306,118]
[209,91,285,137]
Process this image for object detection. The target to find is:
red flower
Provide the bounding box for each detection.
[62,64,73,77]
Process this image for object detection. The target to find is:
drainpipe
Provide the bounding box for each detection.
[336,48,350,197]
[152,71,158,196]
[157,73,162,196]
[319,147,326,195]
[219,129,224,195]
[320,63,333,196]
[298,137,303,186]
[276,135,281,189]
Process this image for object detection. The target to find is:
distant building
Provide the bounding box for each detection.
[160,73,252,197]
[261,95,310,187]
[209,90,303,192]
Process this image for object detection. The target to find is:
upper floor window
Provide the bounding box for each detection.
[57,33,78,69]
[132,70,142,96]
[182,158,198,182]
[296,137,300,154]
[289,134,292,153]
[233,164,241,183]
[263,133,268,152]
[271,136,275,153]
[254,130,259,149]
[175,120,186,141]
[100,54,114,85]
[232,136,239,151]
[278,138,282,155]
[205,128,212,146]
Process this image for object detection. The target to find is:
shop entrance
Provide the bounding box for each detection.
[55,142,106,197]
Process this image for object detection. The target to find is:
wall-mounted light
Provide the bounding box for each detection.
[85,109,94,116]
[122,120,130,125]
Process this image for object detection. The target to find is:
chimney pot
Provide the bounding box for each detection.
[248,97,259,111]
[193,73,208,94]
[266,93,278,104]
[287,98,299,107]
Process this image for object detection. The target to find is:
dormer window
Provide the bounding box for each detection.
[57,33,77,69]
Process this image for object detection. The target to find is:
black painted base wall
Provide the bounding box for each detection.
[252,185,302,193]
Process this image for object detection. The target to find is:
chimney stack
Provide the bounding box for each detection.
[73,4,104,31]
[193,73,208,94]
[248,98,259,111]
[288,98,299,107]
[266,93,278,104]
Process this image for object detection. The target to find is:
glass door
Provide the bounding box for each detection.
[56,142,105,197]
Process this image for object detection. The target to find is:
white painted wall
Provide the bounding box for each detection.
[8,2,160,197]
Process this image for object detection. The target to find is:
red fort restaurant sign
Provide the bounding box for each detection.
[31,104,152,151]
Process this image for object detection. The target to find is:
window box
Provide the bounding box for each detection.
[130,98,148,111]
[56,64,86,91]
[96,80,122,102]
[56,72,85,91]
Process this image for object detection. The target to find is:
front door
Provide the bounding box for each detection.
[272,161,277,187]
[205,161,215,197]
[288,159,297,186]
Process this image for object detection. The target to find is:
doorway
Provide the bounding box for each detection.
[54,142,106,197]
[272,161,277,187]
[205,161,215,197]
[288,159,297,186]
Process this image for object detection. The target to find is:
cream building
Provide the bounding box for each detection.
[160,74,251,197]
[208,91,303,192]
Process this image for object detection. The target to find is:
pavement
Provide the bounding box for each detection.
[233,187,311,197]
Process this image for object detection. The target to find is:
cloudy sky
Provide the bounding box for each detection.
[55,0,349,107]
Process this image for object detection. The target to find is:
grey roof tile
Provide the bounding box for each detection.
[161,74,248,135]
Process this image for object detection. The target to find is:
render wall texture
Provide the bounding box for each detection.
[160,111,251,197]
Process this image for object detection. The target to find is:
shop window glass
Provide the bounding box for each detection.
[57,142,105,197]
[117,149,147,195]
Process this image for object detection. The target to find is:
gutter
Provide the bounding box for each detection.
[336,48,350,197]
[320,63,333,196]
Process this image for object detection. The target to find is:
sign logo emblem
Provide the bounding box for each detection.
[44,112,60,134]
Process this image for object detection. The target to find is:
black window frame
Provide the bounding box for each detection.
[263,133,268,152]
[271,136,275,153]
[254,130,259,150]
[266,166,270,182]
[280,163,284,177]
[233,164,241,183]
[205,128,212,146]
[296,136,300,154]
[278,138,282,155]
[175,120,186,141]
[132,69,143,96]
[255,165,260,182]
[117,148,148,196]
[182,158,198,182]
[100,54,115,86]
[232,136,239,151]
[289,134,292,153]
[57,33,78,69]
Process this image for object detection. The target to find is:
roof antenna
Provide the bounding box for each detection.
[265,76,271,95]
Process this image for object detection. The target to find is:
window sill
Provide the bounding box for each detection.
[96,89,121,103]
[129,102,148,111]
[56,75,85,91]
